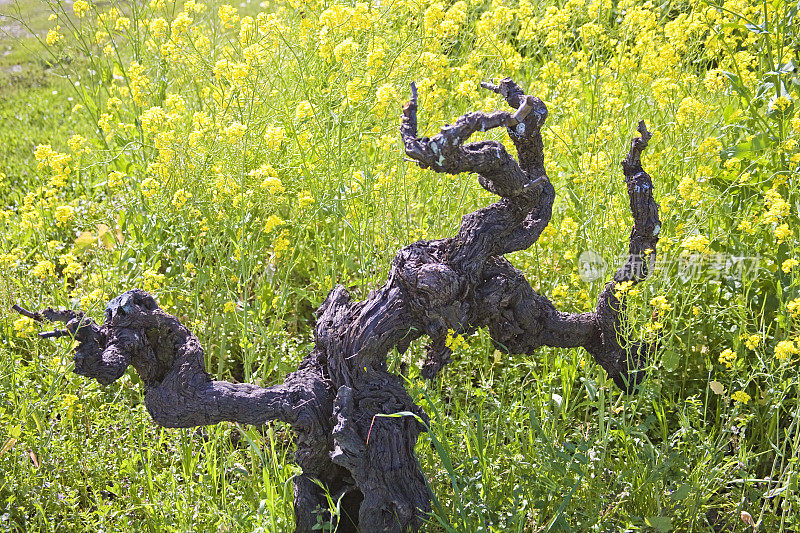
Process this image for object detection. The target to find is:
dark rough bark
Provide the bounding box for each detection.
[15,78,660,532]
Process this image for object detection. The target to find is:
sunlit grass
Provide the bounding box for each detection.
[1,0,799,529]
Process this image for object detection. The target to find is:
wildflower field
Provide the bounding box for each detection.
[1,0,799,529]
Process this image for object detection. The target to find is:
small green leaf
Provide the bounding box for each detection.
[669,483,691,501]
[662,350,680,372]
[645,516,673,532]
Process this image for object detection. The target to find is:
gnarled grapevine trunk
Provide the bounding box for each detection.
[15,78,660,532]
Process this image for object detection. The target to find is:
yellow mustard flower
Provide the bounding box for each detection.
[218,4,239,28]
[718,348,736,369]
[264,126,286,150]
[140,177,159,198]
[445,329,469,350]
[731,390,750,404]
[650,295,673,312]
[54,205,74,226]
[264,215,284,234]
[782,258,799,274]
[742,334,760,350]
[273,230,291,258]
[14,317,37,338]
[295,101,314,122]
[73,0,90,18]
[680,235,711,255]
[775,340,798,361]
[774,223,791,243]
[32,260,56,279]
[46,27,63,46]
[298,190,314,209]
[787,298,800,319]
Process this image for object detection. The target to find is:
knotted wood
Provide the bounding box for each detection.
[16,78,660,532]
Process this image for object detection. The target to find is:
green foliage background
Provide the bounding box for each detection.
[1,0,799,530]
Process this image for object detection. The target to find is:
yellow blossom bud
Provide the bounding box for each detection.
[73,0,90,18]
[731,390,750,404]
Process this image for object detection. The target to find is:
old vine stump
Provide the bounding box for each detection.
[15,78,660,532]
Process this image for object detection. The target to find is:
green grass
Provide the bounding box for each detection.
[0,0,63,91]
[1,0,800,530]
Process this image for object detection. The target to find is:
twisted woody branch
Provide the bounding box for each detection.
[15,78,660,532]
